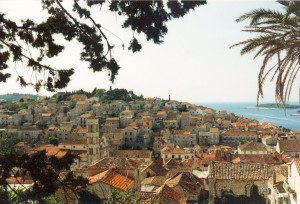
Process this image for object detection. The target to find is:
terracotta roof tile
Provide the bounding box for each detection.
[6,177,34,185]
[32,145,67,158]
[92,103,101,107]
[106,117,120,121]
[79,113,92,118]
[59,139,87,145]
[278,140,300,152]
[239,141,268,151]
[143,161,169,176]
[109,150,152,159]
[90,157,143,170]
[141,176,166,187]
[72,128,88,134]
[173,130,190,135]
[223,130,257,136]
[76,101,86,105]
[156,184,187,204]
[71,94,87,99]
[165,172,204,195]
[89,169,134,191]
[209,162,269,180]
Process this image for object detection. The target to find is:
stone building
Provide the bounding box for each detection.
[276,140,300,158]
[237,141,270,155]
[173,130,197,148]
[198,127,220,145]
[86,117,101,165]
[221,130,257,146]
[208,162,269,203]
[180,112,191,129]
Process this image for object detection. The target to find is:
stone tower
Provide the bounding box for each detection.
[86,117,100,165]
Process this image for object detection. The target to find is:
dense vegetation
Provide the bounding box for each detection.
[57,88,143,102]
[0,93,37,102]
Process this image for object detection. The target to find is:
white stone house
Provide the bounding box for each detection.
[161,145,195,161]
[173,130,197,148]
[276,140,300,158]
[288,159,300,204]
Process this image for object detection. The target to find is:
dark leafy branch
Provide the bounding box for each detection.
[0,150,87,203]
[0,0,205,92]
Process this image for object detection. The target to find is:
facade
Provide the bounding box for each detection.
[180,112,191,129]
[198,127,220,145]
[161,145,195,162]
[222,130,257,146]
[208,162,269,203]
[237,141,269,154]
[288,159,300,204]
[87,169,134,199]
[173,130,197,148]
[121,126,139,145]
[276,140,300,158]
[86,117,100,165]
[268,173,289,204]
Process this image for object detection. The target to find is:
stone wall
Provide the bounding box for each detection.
[209,179,268,203]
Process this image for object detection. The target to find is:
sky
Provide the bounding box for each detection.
[0,0,299,103]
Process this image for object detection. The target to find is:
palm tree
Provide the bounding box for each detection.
[231,2,300,105]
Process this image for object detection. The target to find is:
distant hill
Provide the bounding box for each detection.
[0,93,38,102]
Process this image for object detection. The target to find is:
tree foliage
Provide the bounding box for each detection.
[103,88,143,101]
[0,0,206,92]
[0,150,87,203]
[232,3,300,104]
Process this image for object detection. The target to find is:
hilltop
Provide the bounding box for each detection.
[0,93,38,102]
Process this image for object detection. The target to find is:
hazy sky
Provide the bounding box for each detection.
[0,0,299,103]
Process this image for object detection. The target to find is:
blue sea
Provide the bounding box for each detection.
[197,102,300,131]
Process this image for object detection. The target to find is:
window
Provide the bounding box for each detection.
[89,148,93,154]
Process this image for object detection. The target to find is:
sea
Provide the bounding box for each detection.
[197,102,300,131]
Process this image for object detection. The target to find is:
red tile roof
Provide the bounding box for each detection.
[156,184,187,204]
[209,162,269,180]
[278,140,300,153]
[89,169,134,191]
[6,177,34,185]
[32,145,67,158]
[59,139,87,145]
[71,94,87,99]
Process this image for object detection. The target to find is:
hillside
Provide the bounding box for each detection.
[0,93,38,102]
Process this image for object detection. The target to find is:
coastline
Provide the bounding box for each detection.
[247,106,281,110]
[200,102,300,130]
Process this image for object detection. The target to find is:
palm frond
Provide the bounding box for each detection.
[233,3,300,104]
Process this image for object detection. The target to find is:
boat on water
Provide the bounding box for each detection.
[291,113,300,116]
[291,110,300,116]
